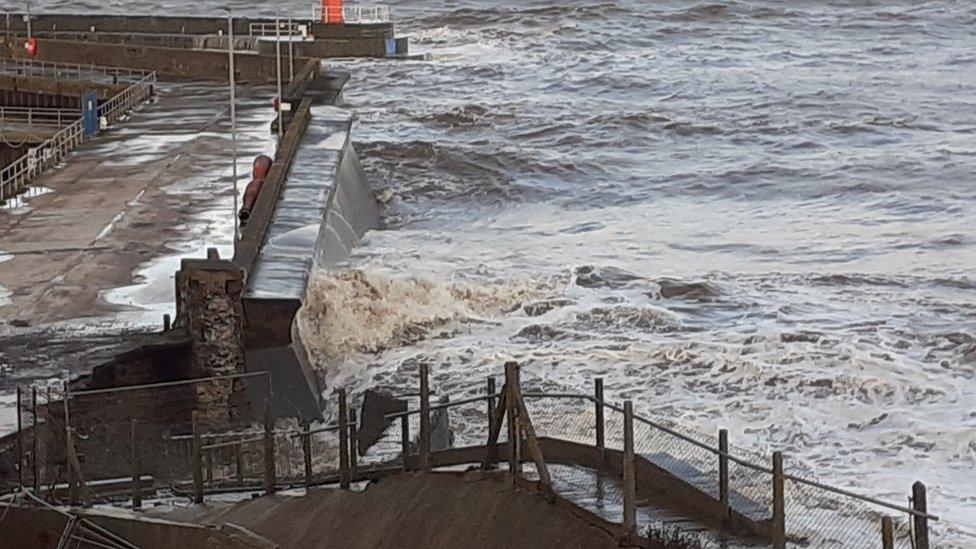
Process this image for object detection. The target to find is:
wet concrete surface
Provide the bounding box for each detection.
[0,78,278,429]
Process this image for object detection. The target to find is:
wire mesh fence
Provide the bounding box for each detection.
[4,367,935,549]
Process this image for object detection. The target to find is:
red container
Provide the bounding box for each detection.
[324,0,344,24]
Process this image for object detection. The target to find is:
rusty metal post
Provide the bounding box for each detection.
[623,400,636,537]
[912,481,929,549]
[192,414,203,504]
[263,400,276,495]
[594,378,604,451]
[338,389,350,489]
[302,423,312,489]
[419,364,431,471]
[131,419,142,509]
[16,386,23,487]
[719,428,729,510]
[400,415,410,471]
[881,516,894,549]
[349,409,359,480]
[31,386,38,493]
[772,451,785,549]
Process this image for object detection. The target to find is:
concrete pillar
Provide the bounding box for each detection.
[174,251,249,428]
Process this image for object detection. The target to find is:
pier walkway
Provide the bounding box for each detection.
[0,82,272,326]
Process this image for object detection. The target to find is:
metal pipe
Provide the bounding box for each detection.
[69,371,270,396]
[275,15,283,138]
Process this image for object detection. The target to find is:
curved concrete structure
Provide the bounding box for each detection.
[242,105,380,420]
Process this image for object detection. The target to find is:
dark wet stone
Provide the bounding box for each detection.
[573,265,644,289]
[781,331,821,343]
[522,298,576,317]
[655,279,720,300]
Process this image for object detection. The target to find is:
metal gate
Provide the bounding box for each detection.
[81,91,98,137]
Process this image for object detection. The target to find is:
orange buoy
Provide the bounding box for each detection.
[24,37,38,58]
[324,0,344,24]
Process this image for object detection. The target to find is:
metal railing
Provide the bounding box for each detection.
[0,106,79,129]
[0,70,155,203]
[312,4,391,24]
[0,58,154,84]
[98,71,156,125]
[248,21,308,38]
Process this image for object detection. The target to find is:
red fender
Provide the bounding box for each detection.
[239,155,274,225]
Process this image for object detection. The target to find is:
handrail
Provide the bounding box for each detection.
[0,57,154,82]
[0,71,156,203]
[312,4,391,23]
[375,387,940,522]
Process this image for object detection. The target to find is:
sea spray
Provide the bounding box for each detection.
[297,269,551,365]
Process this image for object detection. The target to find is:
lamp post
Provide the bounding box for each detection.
[226,11,239,242]
[275,14,283,139]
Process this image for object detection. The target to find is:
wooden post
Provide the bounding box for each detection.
[623,400,636,537]
[31,386,38,493]
[235,436,244,484]
[205,449,214,484]
[263,400,276,495]
[719,428,729,511]
[881,516,894,549]
[594,378,604,451]
[505,362,521,480]
[772,451,786,549]
[419,364,431,471]
[349,410,359,480]
[66,427,83,506]
[338,389,350,489]
[163,313,171,331]
[16,387,24,487]
[485,376,496,469]
[131,419,142,509]
[912,481,929,549]
[400,415,410,471]
[302,423,312,489]
[192,414,203,504]
[486,377,496,430]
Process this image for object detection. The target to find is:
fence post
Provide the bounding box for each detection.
[881,516,894,549]
[235,436,244,484]
[419,364,431,471]
[505,362,521,481]
[623,400,636,538]
[263,400,276,495]
[338,388,350,489]
[192,414,203,504]
[594,378,604,452]
[400,415,410,471]
[772,451,786,549]
[66,427,83,506]
[719,428,729,511]
[131,419,142,509]
[32,386,38,493]
[349,409,359,480]
[302,422,312,489]
[912,481,929,549]
[16,386,24,487]
[205,449,214,484]
[163,314,171,331]
[486,376,496,470]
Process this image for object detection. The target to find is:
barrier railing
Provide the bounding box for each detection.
[5,364,940,548]
[0,70,155,203]
[0,106,78,129]
[312,4,391,24]
[248,21,307,38]
[0,58,154,84]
